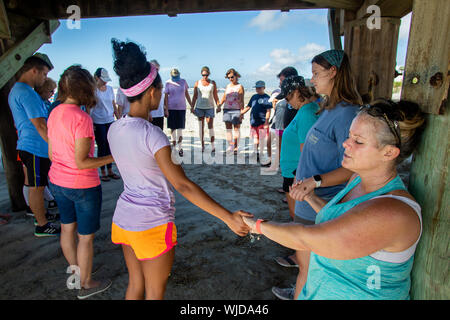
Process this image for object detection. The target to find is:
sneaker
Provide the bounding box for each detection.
[77,279,112,300]
[26,206,34,217]
[34,212,60,226]
[272,286,295,300]
[47,200,58,210]
[34,222,60,237]
[261,161,272,167]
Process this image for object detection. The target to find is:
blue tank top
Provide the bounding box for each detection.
[298,175,417,300]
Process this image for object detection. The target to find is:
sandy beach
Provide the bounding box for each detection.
[0,91,411,300]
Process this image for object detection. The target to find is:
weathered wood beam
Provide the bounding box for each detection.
[0,19,59,90]
[344,16,400,102]
[401,0,449,115]
[328,8,342,50]
[0,0,11,39]
[356,0,413,19]
[4,0,364,19]
[405,0,450,300]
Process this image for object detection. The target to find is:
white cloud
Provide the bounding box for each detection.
[399,13,411,39]
[254,43,326,77]
[249,11,290,31]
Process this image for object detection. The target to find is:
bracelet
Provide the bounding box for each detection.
[255,219,267,234]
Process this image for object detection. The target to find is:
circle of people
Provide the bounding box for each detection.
[7,39,426,301]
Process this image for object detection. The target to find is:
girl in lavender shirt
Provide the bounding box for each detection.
[108,39,252,300]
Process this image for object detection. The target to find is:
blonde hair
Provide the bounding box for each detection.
[358,99,426,164]
[35,77,56,98]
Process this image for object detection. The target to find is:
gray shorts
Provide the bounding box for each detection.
[194,108,215,119]
[223,109,242,125]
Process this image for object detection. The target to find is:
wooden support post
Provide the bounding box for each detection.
[402,0,450,300]
[0,78,26,212]
[401,0,450,114]
[328,8,342,50]
[344,16,400,103]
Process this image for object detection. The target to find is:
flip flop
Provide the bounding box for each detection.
[108,173,121,180]
[274,255,298,268]
[100,175,110,182]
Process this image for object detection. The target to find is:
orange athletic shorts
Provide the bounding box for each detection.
[111,222,177,260]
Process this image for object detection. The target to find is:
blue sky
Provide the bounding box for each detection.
[39,9,411,91]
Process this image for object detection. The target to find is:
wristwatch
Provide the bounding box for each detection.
[313,175,322,188]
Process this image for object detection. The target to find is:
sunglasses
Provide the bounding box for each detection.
[202,74,209,77]
[360,104,402,149]
[228,76,235,80]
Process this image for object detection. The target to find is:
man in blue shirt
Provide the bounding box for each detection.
[8,53,60,237]
[241,80,272,166]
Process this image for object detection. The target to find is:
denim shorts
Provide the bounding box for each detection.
[48,182,102,235]
[194,108,215,119]
[223,109,242,125]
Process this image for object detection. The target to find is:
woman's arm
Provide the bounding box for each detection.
[74,137,114,169]
[164,93,169,117]
[155,145,252,236]
[244,197,420,260]
[185,88,192,108]
[191,82,198,111]
[290,167,354,202]
[239,85,245,110]
[212,81,220,106]
[113,100,120,120]
[302,192,328,213]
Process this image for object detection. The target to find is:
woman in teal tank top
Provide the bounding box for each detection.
[243,99,426,299]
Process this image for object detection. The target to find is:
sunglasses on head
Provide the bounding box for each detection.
[360,104,402,149]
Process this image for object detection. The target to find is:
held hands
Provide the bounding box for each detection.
[289,177,316,202]
[242,216,258,234]
[226,210,254,236]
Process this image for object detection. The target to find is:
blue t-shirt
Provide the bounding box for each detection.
[247,93,272,127]
[294,101,359,221]
[280,102,319,178]
[8,82,49,158]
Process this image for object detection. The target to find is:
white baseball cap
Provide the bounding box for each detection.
[95,68,111,82]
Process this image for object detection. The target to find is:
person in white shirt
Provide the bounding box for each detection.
[91,68,120,181]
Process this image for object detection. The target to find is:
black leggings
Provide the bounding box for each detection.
[94,122,112,170]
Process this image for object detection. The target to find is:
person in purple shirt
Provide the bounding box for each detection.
[108,39,252,300]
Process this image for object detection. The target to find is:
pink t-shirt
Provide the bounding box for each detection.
[164,79,189,110]
[107,115,175,232]
[48,104,100,189]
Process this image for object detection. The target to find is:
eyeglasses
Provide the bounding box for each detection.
[360,104,402,149]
